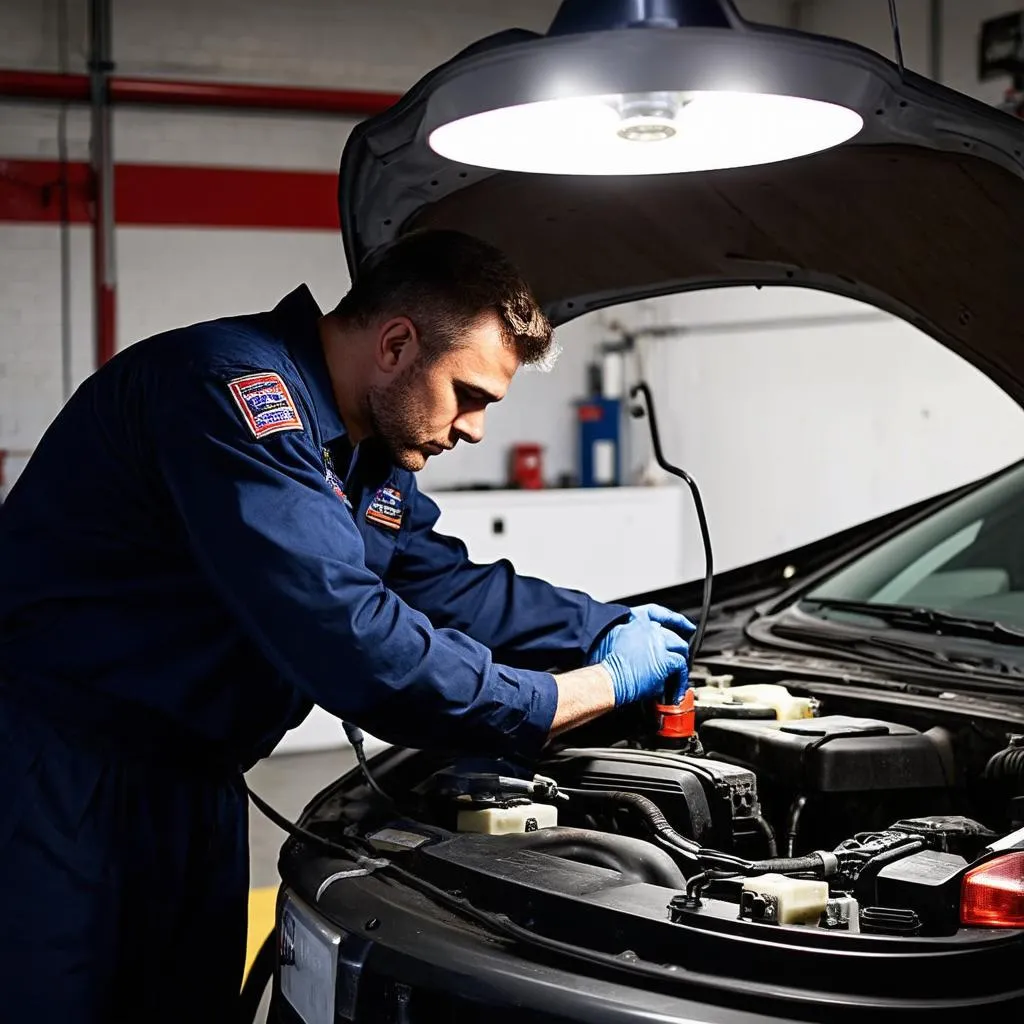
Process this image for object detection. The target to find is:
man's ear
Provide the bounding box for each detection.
[376,316,420,375]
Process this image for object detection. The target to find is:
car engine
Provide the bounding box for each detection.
[401,677,1024,939]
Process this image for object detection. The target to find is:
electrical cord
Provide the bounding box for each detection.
[888,0,906,79]
[629,382,712,668]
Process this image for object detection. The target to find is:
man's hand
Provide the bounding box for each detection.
[600,613,689,706]
[588,603,695,666]
[548,614,689,737]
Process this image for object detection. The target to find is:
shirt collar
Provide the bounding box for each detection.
[272,284,348,444]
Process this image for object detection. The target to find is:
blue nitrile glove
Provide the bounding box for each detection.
[600,614,691,706]
[589,604,696,666]
[664,666,690,705]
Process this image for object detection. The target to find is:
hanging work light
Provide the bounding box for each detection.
[426,0,866,175]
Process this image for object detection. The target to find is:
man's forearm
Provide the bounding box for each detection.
[549,664,616,737]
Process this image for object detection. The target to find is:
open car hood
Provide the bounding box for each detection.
[338,20,1024,405]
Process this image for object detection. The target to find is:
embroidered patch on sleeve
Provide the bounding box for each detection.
[323,447,353,510]
[227,372,303,439]
[366,486,404,531]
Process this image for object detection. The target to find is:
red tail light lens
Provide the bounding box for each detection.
[961,852,1024,927]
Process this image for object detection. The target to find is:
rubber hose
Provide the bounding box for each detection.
[985,744,1024,790]
[564,787,829,876]
[489,827,687,889]
[753,814,778,858]
[561,788,701,857]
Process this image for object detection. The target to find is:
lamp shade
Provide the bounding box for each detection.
[426,0,864,175]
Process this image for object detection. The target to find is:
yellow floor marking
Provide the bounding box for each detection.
[245,885,279,982]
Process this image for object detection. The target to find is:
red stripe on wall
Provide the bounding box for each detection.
[0,68,400,117]
[0,159,340,230]
[0,159,92,223]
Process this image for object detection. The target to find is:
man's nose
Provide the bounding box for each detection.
[453,410,485,445]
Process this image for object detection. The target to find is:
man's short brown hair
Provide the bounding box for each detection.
[333,229,554,367]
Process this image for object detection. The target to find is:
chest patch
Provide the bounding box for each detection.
[227,372,303,439]
[366,485,403,531]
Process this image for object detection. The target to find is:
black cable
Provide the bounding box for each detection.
[786,795,808,858]
[629,382,712,668]
[245,782,364,857]
[888,0,906,79]
[342,721,394,804]
[686,867,740,899]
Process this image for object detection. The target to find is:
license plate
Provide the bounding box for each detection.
[279,894,341,1024]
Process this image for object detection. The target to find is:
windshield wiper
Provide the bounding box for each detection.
[801,598,1024,646]
[770,621,971,671]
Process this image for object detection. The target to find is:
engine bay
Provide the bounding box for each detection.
[341,674,1024,944]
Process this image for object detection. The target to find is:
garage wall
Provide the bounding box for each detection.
[2,0,1023,579]
[0,0,790,492]
[646,0,1024,568]
[802,0,1017,107]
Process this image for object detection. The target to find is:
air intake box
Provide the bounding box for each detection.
[700,715,950,792]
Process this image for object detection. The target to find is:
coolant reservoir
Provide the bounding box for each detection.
[740,874,830,925]
[695,683,816,721]
[457,802,558,835]
[729,684,816,721]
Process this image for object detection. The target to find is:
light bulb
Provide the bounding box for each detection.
[614,92,682,142]
[428,90,864,175]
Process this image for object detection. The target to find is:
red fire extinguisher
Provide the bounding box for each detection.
[509,443,544,489]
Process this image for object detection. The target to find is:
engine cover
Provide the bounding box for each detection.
[700,715,951,792]
[548,748,761,852]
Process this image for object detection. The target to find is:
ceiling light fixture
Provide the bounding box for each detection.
[425,0,867,176]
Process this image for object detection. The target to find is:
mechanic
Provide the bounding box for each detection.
[0,228,693,1021]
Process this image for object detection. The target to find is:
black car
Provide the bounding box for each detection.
[252,7,1024,1022]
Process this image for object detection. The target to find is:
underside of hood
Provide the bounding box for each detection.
[338,23,1024,405]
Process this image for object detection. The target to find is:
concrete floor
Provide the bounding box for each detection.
[245,746,358,887]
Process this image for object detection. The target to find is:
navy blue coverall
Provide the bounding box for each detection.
[0,285,627,1019]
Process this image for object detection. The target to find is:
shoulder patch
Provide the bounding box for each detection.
[227,372,303,439]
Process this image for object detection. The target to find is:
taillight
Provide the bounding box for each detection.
[961,852,1024,927]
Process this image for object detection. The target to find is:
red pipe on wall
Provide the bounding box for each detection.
[0,69,401,116]
[0,69,91,102]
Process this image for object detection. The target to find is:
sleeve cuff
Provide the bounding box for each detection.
[508,668,559,763]
[581,601,631,661]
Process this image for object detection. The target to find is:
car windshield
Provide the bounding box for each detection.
[800,461,1024,631]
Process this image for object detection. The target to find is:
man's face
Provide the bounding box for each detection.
[367,313,519,472]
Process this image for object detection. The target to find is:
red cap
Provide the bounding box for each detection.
[655,689,695,738]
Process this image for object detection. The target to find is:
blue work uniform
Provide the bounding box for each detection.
[0,284,627,1020]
